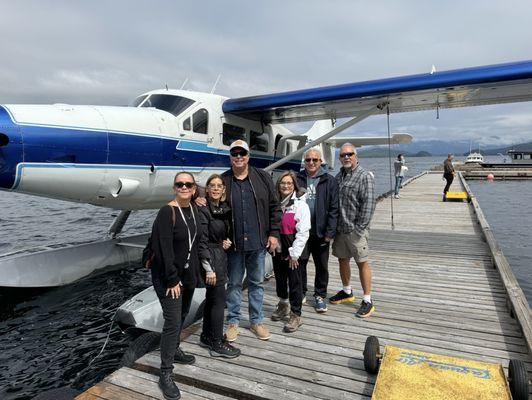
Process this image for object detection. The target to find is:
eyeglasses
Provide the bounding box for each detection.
[230,150,248,158]
[208,184,224,189]
[280,181,294,187]
[304,158,321,163]
[174,181,195,189]
[340,152,355,158]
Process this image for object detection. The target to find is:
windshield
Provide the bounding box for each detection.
[140,94,195,116]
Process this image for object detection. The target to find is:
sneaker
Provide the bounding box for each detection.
[283,313,303,333]
[158,371,181,400]
[394,194,400,199]
[209,340,241,359]
[173,347,195,365]
[314,296,328,313]
[250,323,271,340]
[329,290,355,304]
[271,301,290,321]
[356,300,375,318]
[199,333,213,350]
[225,323,239,342]
[302,296,307,305]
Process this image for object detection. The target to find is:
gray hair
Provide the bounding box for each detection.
[304,147,322,158]
[340,142,357,153]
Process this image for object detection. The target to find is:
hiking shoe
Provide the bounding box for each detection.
[356,300,375,318]
[250,323,271,340]
[173,347,195,364]
[284,313,303,333]
[224,323,239,342]
[199,333,213,350]
[329,290,355,304]
[314,296,328,313]
[209,340,241,359]
[159,371,181,400]
[271,301,290,321]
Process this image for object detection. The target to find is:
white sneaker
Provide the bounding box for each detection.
[302,296,307,305]
[394,194,400,199]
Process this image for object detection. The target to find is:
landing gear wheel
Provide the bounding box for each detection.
[363,336,381,374]
[120,331,161,367]
[508,359,528,400]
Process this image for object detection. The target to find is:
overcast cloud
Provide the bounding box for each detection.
[0,0,531,145]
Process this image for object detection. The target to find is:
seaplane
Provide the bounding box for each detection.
[2,59,532,289]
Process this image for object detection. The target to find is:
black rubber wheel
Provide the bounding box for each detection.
[508,359,529,400]
[120,331,161,367]
[363,336,380,374]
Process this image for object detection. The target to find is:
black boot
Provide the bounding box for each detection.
[199,332,213,350]
[158,371,181,400]
[173,347,196,364]
[209,339,241,359]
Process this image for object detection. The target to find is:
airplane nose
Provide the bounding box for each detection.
[0,106,23,190]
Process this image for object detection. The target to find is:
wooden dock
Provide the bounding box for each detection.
[77,172,531,399]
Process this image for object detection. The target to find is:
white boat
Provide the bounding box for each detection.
[465,152,484,164]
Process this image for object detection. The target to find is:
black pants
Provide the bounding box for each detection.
[443,173,454,194]
[299,235,330,298]
[154,281,195,373]
[202,284,226,342]
[273,255,303,316]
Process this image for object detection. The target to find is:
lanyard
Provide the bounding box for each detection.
[176,205,197,269]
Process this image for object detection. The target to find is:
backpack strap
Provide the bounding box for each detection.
[167,202,176,226]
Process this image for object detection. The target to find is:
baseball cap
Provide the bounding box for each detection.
[229,140,250,152]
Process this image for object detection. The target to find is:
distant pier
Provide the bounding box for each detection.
[77,172,531,399]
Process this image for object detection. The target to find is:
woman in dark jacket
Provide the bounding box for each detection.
[198,174,240,358]
[149,171,202,400]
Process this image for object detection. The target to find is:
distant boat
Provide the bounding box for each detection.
[465,152,484,164]
[507,149,532,164]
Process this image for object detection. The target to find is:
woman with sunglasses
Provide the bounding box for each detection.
[149,171,202,400]
[271,171,311,333]
[197,174,241,358]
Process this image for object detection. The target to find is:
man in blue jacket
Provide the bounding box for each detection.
[296,148,339,313]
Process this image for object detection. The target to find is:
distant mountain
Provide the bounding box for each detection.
[357,139,532,157]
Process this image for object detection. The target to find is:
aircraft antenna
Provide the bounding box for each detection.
[210,74,222,94]
[386,105,395,231]
[165,83,168,91]
[180,78,189,90]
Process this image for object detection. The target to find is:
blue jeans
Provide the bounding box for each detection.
[394,175,404,195]
[226,249,266,325]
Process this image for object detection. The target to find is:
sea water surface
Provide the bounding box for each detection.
[0,156,530,399]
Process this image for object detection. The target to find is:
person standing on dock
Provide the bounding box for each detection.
[330,143,376,318]
[394,154,407,199]
[443,153,455,199]
[296,148,339,313]
[149,171,202,400]
[222,140,281,342]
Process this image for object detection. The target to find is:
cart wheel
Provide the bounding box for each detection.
[363,336,380,374]
[508,359,528,400]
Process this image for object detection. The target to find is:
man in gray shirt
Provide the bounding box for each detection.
[330,143,376,318]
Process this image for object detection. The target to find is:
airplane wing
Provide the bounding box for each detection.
[327,133,413,148]
[223,60,532,124]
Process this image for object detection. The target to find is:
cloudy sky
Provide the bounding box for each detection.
[1,1,531,146]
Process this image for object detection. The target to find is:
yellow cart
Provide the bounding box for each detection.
[363,336,529,400]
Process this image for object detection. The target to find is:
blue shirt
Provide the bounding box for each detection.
[232,176,261,251]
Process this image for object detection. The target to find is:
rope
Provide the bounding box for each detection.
[386,105,395,230]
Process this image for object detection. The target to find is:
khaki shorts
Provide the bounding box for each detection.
[332,231,370,263]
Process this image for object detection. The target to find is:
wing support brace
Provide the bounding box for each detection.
[265,103,385,172]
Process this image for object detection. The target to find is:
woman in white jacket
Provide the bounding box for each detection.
[271,171,311,333]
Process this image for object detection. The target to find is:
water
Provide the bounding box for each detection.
[0,156,530,399]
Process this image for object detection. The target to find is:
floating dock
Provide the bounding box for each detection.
[77,172,531,399]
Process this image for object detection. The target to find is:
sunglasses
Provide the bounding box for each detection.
[304,158,320,163]
[340,152,355,158]
[230,149,248,158]
[174,181,195,189]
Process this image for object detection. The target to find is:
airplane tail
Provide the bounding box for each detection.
[304,120,336,171]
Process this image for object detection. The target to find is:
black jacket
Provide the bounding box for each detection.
[198,201,231,286]
[296,169,339,239]
[222,166,281,250]
[150,204,203,289]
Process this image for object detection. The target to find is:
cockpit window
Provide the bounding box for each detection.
[140,94,194,116]
[131,95,148,107]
